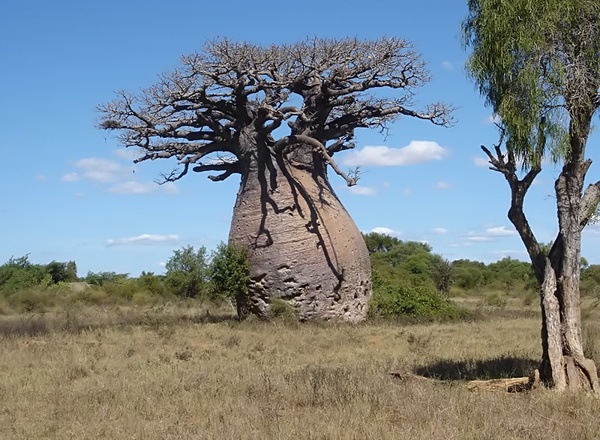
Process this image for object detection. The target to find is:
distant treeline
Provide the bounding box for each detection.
[2,233,599,317]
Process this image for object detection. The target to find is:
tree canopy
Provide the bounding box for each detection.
[98,37,453,185]
[464,0,600,166]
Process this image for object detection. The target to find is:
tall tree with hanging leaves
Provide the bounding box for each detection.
[464,0,600,390]
[99,37,451,321]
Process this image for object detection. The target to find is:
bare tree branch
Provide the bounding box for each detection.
[272,135,359,186]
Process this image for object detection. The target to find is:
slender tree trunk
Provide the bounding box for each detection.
[229,143,372,321]
[539,163,599,390]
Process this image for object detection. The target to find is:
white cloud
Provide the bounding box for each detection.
[162,182,180,195]
[342,141,448,167]
[465,225,517,242]
[433,227,448,235]
[64,155,178,196]
[371,227,401,237]
[435,181,451,190]
[486,226,517,236]
[114,148,142,161]
[35,175,47,181]
[62,172,80,182]
[441,61,453,70]
[349,186,376,196]
[106,234,180,247]
[109,181,156,195]
[473,157,490,167]
[72,158,127,183]
[467,235,494,242]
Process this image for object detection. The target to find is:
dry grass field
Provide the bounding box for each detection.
[0,301,599,440]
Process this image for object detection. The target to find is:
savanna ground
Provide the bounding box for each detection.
[1,297,599,440]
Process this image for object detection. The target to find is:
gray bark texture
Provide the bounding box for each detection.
[482,128,600,391]
[229,146,371,321]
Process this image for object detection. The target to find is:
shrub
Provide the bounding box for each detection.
[164,246,209,298]
[269,298,298,321]
[369,281,463,320]
[209,242,250,302]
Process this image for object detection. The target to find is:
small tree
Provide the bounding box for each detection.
[165,245,209,298]
[209,243,250,317]
[464,0,600,390]
[432,256,453,296]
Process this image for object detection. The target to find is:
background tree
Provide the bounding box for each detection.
[464,0,600,390]
[164,245,209,298]
[99,37,452,321]
[209,243,250,317]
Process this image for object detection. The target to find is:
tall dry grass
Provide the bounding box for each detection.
[0,302,599,439]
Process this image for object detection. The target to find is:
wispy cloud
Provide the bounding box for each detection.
[63,156,179,196]
[109,181,157,195]
[473,157,490,167]
[441,61,453,70]
[433,227,448,235]
[342,141,448,167]
[370,227,401,237]
[435,181,452,190]
[106,234,180,247]
[466,226,517,242]
[349,186,376,196]
[62,158,128,183]
[486,226,517,237]
[114,148,142,161]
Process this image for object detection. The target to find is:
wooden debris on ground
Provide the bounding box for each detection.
[389,369,540,393]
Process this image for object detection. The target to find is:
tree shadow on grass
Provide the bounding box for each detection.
[415,355,539,381]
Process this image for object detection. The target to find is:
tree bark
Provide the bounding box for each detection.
[229,143,372,321]
[540,156,599,391]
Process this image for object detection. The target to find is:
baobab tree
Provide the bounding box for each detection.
[99,37,452,321]
[464,0,600,390]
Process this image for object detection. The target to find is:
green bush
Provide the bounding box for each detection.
[369,281,463,320]
[209,243,250,304]
[0,256,47,294]
[102,279,139,301]
[5,288,55,313]
[269,298,298,321]
[138,272,167,296]
[164,246,209,298]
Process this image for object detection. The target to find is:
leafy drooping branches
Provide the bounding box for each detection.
[98,37,453,185]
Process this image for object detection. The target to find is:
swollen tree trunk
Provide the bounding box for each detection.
[229,143,372,321]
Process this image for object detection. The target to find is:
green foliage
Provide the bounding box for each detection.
[0,255,47,293]
[464,0,600,164]
[46,261,78,284]
[431,256,454,295]
[451,260,490,292]
[84,271,128,286]
[269,298,298,321]
[369,281,462,320]
[164,245,209,298]
[209,242,250,304]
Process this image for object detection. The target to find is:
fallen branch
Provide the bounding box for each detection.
[389,369,540,393]
[467,370,540,393]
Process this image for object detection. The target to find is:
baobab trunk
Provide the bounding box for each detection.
[229,144,372,321]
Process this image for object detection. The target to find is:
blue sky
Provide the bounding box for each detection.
[2,0,600,277]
